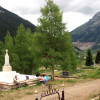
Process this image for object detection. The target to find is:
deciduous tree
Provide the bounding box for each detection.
[14,24,31,73]
[37,0,77,80]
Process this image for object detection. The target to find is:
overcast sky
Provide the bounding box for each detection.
[0,0,100,31]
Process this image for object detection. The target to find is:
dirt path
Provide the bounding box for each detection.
[65,79,100,100]
[15,79,100,100]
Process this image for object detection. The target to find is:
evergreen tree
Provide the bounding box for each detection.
[25,28,39,74]
[4,31,15,68]
[4,31,14,50]
[0,41,4,70]
[29,32,43,74]
[14,24,31,74]
[0,31,15,70]
[95,50,100,64]
[85,49,94,66]
[37,0,77,80]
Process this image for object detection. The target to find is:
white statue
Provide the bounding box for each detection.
[4,49,10,66]
[2,49,12,71]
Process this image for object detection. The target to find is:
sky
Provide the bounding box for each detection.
[0,0,100,31]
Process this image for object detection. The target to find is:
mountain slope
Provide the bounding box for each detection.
[71,11,100,51]
[0,6,36,41]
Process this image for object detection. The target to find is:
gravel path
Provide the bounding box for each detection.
[16,79,100,100]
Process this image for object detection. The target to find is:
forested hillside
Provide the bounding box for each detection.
[0,6,35,41]
[71,11,100,51]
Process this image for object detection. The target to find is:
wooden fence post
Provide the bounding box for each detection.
[35,90,38,100]
[61,84,64,100]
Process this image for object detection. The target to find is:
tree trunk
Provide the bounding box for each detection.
[52,65,54,80]
[45,66,48,69]
[21,66,24,74]
[31,66,34,74]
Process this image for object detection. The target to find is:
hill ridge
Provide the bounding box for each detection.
[71,11,100,51]
[0,6,36,41]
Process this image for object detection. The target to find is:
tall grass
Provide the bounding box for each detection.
[89,68,100,78]
[80,68,100,79]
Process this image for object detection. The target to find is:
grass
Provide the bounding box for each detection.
[36,81,41,86]
[88,92,100,100]
[81,66,96,69]
[38,67,51,74]
[89,68,100,78]
[47,80,63,85]
[78,67,100,79]
[46,79,77,86]
[38,66,61,75]
[97,97,100,100]
[25,91,33,95]
[65,79,76,83]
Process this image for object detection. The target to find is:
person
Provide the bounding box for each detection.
[36,72,40,77]
[40,74,46,86]
[13,75,21,88]
[45,75,49,82]
[26,76,29,80]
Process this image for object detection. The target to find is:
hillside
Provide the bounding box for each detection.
[71,11,100,51]
[0,6,36,41]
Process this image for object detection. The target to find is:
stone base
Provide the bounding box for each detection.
[2,66,12,72]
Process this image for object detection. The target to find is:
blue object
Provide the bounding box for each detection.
[45,76,49,82]
[26,76,29,80]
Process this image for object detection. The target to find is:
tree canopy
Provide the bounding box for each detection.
[36,0,77,80]
[95,50,100,64]
[0,0,77,78]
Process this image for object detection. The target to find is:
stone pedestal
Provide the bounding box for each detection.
[0,71,19,83]
[2,66,12,72]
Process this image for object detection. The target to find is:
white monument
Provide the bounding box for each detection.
[0,49,37,83]
[0,49,18,83]
[2,49,12,71]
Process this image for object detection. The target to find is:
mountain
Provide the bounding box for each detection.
[71,11,100,51]
[0,6,36,41]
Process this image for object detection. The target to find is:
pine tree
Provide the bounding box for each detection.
[95,50,100,64]
[4,31,15,68]
[85,49,94,66]
[4,31,14,50]
[0,31,15,70]
[0,41,4,70]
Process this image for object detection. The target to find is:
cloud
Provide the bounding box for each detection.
[0,0,46,14]
[63,12,92,31]
[0,0,100,31]
[13,7,40,15]
[54,0,99,15]
[1,0,99,15]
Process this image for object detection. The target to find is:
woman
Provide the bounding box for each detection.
[13,75,21,88]
[40,74,46,86]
